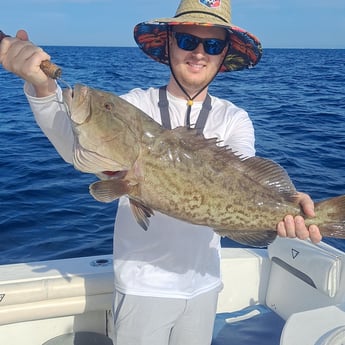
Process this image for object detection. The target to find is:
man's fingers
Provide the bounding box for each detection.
[16,30,29,41]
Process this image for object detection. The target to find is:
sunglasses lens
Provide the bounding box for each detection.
[175,33,199,51]
[174,33,226,55]
[204,39,227,55]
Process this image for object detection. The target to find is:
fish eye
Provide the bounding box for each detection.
[104,102,114,111]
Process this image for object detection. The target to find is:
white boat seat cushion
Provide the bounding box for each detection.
[269,238,341,297]
[266,238,343,320]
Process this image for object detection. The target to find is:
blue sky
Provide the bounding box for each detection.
[2,0,345,48]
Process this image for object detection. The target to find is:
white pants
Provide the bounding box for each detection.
[112,289,219,345]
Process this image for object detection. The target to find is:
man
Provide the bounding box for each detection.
[0,0,321,344]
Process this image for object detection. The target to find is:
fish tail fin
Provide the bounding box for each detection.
[314,195,345,238]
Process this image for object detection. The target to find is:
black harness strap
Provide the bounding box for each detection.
[158,86,172,130]
[195,93,212,134]
[158,86,212,135]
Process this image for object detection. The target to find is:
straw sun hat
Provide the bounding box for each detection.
[134,0,262,72]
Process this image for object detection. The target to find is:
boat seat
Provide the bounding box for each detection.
[42,331,113,345]
[267,237,345,344]
[212,238,345,345]
[280,303,345,344]
[266,237,345,320]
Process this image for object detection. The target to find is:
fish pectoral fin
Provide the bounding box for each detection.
[130,199,154,231]
[89,180,130,203]
[216,230,277,248]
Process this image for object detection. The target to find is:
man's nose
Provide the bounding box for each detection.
[192,42,205,54]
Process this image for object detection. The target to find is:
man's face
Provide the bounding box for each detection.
[169,25,228,96]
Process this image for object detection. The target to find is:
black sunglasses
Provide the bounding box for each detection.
[173,32,228,55]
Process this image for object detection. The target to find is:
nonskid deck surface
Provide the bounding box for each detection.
[212,304,284,345]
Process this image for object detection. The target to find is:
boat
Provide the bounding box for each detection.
[1,236,345,345]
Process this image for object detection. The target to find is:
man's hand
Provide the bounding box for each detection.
[0,29,56,97]
[277,192,322,243]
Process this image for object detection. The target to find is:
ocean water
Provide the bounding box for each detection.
[0,47,344,265]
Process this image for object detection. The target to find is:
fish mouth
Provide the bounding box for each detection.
[63,84,129,179]
[62,84,89,113]
[102,171,118,176]
[63,84,92,124]
[98,170,127,180]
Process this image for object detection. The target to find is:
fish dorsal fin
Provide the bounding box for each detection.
[170,127,297,198]
[240,156,297,198]
[171,127,224,152]
[130,199,155,231]
[217,229,277,248]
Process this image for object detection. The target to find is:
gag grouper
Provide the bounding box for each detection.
[63,84,345,247]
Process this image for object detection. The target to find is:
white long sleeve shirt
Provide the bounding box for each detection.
[25,83,255,299]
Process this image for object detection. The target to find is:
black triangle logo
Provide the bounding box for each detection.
[292,248,299,259]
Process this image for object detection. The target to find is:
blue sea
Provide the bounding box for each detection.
[0,47,344,265]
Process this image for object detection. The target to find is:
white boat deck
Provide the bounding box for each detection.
[1,238,345,345]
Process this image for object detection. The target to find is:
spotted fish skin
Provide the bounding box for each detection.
[63,84,345,247]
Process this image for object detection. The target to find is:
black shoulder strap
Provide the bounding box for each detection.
[158,86,171,130]
[158,86,212,134]
[194,94,212,135]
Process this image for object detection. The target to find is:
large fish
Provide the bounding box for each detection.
[63,84,345,247]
